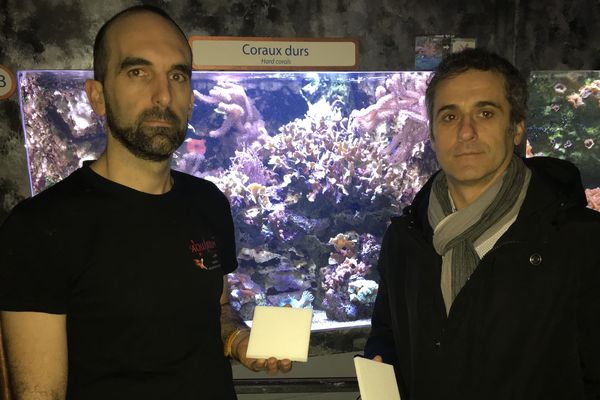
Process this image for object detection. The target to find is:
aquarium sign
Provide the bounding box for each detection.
[189,36,358,70]
[0,64,17,100]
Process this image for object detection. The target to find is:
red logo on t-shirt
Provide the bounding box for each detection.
[189,239,220,270]
[193,258,208,269]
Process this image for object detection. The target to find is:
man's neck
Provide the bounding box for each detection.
[91,146,173,195]
[447,176,500,210]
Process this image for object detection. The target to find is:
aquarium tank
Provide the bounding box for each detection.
[18,70,437,330]
[18,69,600,331]
[527,71,600,212]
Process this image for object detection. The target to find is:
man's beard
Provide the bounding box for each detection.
[105,102,187,162]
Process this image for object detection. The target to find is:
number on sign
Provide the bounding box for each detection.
[0,64,16,99]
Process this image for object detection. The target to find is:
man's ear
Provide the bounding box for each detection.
[513,120,525,145]
[85,79,106,117]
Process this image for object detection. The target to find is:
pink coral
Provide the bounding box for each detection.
[185,138,206,155]
[348,73,430,164]
[585,187,600,212]
[194,82,269,149]
[349,73,428,133]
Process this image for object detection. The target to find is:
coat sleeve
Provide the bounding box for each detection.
[578,230,600,399]
[365,277,399,364]
[364,223,411,398]
[364,225,397,363]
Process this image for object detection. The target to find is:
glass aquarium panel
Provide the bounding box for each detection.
[18,70,438,330]
[527,71,600,212]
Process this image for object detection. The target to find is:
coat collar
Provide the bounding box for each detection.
[397,156,587,234]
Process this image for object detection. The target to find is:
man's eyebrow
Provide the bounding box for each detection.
[475,100,503,110]
[435,101,504,117]
[119,57,152,71]
[435,104,457,117]
[118,58,192,77]
[172,63,192,77]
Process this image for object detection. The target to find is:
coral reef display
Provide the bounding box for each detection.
[19,69,600,327]
[18,71,105,193]
[527,71,600,213]
[19,70,438,328]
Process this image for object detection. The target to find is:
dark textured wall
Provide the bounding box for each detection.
[1,0,599,220]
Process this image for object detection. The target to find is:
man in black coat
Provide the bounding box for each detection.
[364,48,600,400]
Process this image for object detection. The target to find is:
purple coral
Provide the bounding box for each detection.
[229,148,274,186]
[358,233,381,267]
[321,257,370,293]
[322,291,358,321]
[319,232,378,321]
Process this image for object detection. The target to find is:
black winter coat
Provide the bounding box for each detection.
[364,157,600,400]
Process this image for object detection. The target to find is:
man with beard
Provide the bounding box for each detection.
[0,6,290,400]
[364,48,600,399]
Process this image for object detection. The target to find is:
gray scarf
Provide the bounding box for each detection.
[428,155,529,304]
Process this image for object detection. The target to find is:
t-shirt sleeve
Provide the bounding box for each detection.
[215,189,238,275]
[0,201,68,314]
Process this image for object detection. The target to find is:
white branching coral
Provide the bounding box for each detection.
[263,93,433,208]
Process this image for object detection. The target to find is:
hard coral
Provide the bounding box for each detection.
[21,72,104,194]
[227,272,266,319]
[586,187,600,212]
[348,73,428,133]
[348,279,378,305]
[265,95,434,209]
[194,82,270,149]
[319,231,379,321]
[566,80,600,109]
[348,73,430,164]
[321,257,369,293]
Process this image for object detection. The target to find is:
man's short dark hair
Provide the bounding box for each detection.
[93,5,190,83]
[425,48,528,139]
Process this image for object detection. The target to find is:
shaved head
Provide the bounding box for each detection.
[93,5,191,83]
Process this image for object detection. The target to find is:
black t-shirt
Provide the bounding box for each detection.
[0,165,238,399]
